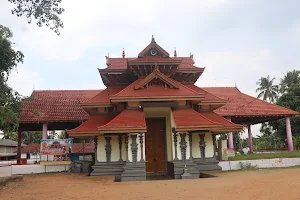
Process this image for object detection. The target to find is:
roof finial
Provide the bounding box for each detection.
[122,48,125,58]
[154,62,159,71]
[174,47,177,57]
[152,35,155,42]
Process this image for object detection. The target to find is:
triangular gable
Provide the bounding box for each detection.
[138,36,170,58]
[134,66,179,90]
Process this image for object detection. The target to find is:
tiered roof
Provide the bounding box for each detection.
[18,37,298,135]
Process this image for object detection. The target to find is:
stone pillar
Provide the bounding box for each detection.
[17,129,22,164]
[42,123,48,139]
[118,134,123,161]
[173,129,179,160]
[94,136,98,162]
[227,117,234,149]
[199,134,206,160]
[139,133,144,162]
[188,132,193,160]
[105,137,112,164]
[131,135,138,164]
[286,116,294,152]
[179,133,187,164]
[125,134,129,162]
[211,133,217,158]
[247,125,254,153]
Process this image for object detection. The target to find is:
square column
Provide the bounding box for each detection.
[42,123,48,139]
[227,117,234,149]
[286,116,294,152]
[17,129,22,164]
[247,125,253,153]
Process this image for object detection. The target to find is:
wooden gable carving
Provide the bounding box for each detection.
[134,67,179,90]
[138,36,170,58]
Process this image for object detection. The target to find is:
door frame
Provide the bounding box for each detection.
[145,117,167,174]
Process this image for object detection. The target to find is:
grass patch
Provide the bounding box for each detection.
[229,151,300,161]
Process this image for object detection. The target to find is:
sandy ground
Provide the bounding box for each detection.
[1,168,300,200]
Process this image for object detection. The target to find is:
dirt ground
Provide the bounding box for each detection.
[1,168,300,200]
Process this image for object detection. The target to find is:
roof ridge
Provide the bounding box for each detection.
[33,89,103,92]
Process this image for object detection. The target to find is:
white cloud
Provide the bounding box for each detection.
[7,67,44,96]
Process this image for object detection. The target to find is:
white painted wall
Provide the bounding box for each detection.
[172,132,214,160]
[0,164,70,177]
[219,158,300,171]
[97,134,141,162]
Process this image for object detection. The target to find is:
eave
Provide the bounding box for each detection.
[110,95,205,102]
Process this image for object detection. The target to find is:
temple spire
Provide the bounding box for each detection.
[122,48,125,58]
[174,47,177,57]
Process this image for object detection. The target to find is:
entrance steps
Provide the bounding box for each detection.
[90,161,125,176]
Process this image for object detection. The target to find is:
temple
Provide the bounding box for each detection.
[18,36,299,181]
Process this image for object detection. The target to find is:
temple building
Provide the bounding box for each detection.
[18,36,299,181]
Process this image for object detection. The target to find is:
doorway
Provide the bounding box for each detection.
[145,118,166,174]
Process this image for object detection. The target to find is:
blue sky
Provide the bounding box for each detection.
[1,0,299,137]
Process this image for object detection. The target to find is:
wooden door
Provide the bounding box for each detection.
[145,118,166,173]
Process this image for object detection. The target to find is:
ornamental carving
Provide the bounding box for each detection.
[105,137,112,164]
[139,133,144,162]
[131,135,138,165]
[173,131,178,160]
[180,133,187,164]
[199,134,206,160]
[118,134,123,161]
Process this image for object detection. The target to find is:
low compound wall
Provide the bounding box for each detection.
[219,157,300,170]
[0,163,70,177]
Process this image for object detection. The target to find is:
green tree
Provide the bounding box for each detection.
[2,131,42,144]
[8,0,64,35]
[256,75,279,103]
[0,25,24,132]
[280,70,300,93]
[270,85,300,142]
[0,1,64,132]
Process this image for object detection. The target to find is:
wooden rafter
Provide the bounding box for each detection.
[134,67,179,90]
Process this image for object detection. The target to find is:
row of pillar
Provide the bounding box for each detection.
[103,133,144,164]
[173,132,217,162]
[227,116,294,152]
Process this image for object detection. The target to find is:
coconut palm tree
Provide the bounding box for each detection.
[279,70,300,93]
[256,75,279,103]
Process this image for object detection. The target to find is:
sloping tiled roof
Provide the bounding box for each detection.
[184,84,227,102]
[20,90,101,123]
[68,114,116,137]
[203,87,299,116]
[0,139,26,147]
[81,86,126,106]
[20,143,40,153]
[20,142,95,154]
[98,109,146,133]
[72,142,95,154]
[172,108,221,131]
[111,79,204,101]
[201,111,243,132]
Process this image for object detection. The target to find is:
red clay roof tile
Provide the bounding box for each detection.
[68,114,116,135]
[203,87,299,116]
[172,108,221,131]
[20,90,101,123]
[82,86,126,105]
[98,109,146,133]
[111,79,204,100]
